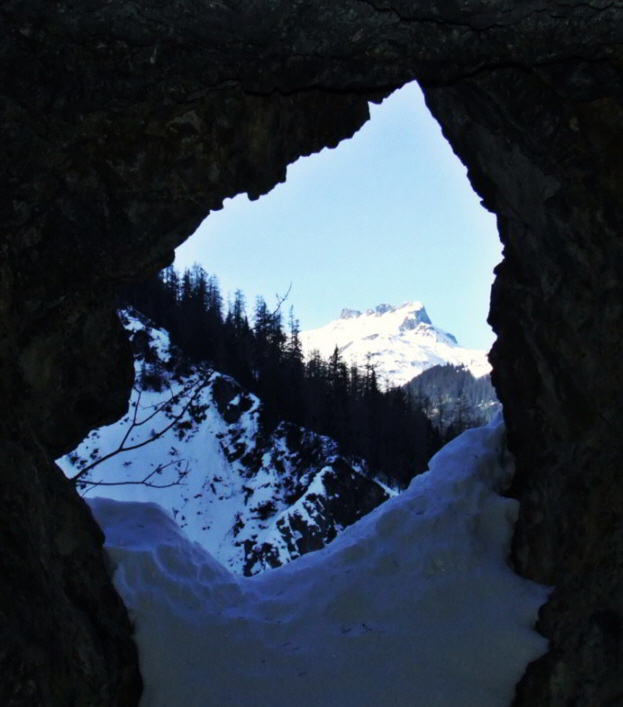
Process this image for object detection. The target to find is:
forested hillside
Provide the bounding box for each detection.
[405,363,501,442]
[120,265,487,487]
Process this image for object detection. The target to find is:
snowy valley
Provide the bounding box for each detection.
[90,418,549,707]
[57,303,550,707]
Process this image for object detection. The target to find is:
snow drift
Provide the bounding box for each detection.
[90,416,549,707]
[60,310,392,575]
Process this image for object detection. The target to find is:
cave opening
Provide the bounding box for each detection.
[174,81,501,354]
[5,5,623,703]
[58,78,507,571]
[58,71,548,703]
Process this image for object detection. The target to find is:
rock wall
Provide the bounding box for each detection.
[2,1,623,704]
[0,425,143,707]
[423,57,623,704]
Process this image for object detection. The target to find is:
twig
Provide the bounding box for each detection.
[271,282,292,317]
[79,460,189,494]
[70,373,211,483]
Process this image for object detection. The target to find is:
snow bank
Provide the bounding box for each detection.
[90,417,549,707]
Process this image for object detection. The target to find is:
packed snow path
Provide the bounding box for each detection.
[91,418,548,707]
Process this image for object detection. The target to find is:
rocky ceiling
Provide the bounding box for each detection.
[2,1,623,705]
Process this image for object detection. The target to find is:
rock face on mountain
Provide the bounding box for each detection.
[59,311,392,578]
[301,302,489,387]
[1,3,623,705]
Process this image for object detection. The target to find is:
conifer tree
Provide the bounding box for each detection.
[118,265,449,488]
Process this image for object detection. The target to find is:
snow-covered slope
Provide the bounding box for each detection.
[58,310,392,576]
[300,302,490,387]
[90,417,549,707]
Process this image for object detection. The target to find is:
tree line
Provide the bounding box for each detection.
[405,363,500,439]
[119,265,445,488]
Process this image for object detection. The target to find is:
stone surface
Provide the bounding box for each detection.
[424,58,623,704]
[0,426,142,707]
[2,1,623,704]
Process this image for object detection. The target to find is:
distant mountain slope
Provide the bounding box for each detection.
[300,302,490,388]
[58,310,394,576]
[405,363,501,432]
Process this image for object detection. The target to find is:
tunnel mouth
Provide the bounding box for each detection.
[58,80,504,578]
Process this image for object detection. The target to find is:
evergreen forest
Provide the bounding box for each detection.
[405,363,500,440]
[119,265,480,488]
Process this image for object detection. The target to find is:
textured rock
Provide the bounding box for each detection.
[2,1,623,704]
[424,58,623,705]
[244,456,390,575]
[0,425,142,707]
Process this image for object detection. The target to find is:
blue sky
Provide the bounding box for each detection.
[175,81,502,351]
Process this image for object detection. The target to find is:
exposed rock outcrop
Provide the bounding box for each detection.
[1,2,623,704]
[424,59,623,704]
[0,426,142,707]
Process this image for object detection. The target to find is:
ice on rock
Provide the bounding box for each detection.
[90,416,549,707]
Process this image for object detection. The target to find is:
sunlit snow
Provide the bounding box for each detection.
[90,416,549,707]
[300,302,491,388]
[59,311,388,575]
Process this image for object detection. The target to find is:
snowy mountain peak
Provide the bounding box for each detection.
[339,308,362,320]
[302,301,490,387]
[340,301,431,324]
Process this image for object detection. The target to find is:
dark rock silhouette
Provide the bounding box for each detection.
[1,2,622,704]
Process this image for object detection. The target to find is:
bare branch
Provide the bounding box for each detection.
[79,461,190,495]
[70,372,211,483]
[130,376,204,428]
[116,386,143,452]
[271,282,292,317]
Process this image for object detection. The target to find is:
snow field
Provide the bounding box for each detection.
[59,311,373,575]
[90,416,549,707]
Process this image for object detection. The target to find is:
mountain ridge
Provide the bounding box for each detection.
[301,301,490,388]
[58,310,395,576]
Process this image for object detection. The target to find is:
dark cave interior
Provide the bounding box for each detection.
[2,3,623,705]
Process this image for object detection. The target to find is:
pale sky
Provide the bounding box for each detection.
[175,81,502,351]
